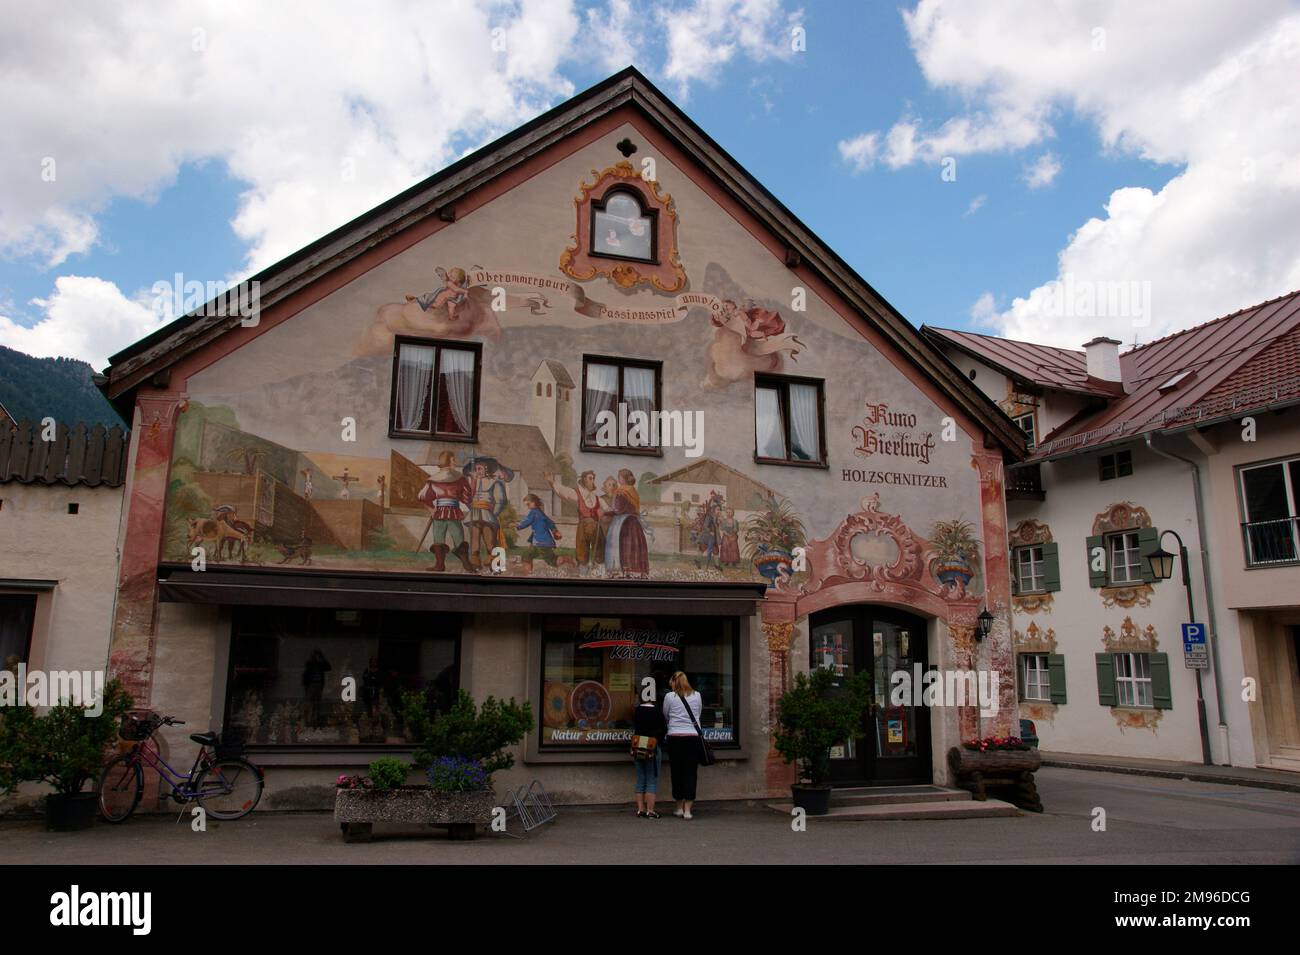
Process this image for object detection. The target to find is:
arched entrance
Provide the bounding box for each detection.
[810,605,933,785]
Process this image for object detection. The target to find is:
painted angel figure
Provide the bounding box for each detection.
[407,266,471,323]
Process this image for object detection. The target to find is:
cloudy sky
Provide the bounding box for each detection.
[1,0,1297,369]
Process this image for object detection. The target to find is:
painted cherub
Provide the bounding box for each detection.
[407,266,470,324]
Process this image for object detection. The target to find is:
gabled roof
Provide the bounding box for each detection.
[921,326,1116,398]
[928,288,1300,459]
[534,360,575,389]
[99,67,1025,458]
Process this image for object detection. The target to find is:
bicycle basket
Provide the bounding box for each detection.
[119,712,162,741]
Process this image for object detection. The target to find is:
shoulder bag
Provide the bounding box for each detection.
[673,692,715,767]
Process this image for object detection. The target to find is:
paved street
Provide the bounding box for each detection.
[2,768,1299,864]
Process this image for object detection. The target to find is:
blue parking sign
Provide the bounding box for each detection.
[1182,623,1208,669]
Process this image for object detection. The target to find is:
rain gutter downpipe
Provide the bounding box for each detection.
[1144,432,1230,764]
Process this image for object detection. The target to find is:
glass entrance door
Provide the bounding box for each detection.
[809,606,931,785]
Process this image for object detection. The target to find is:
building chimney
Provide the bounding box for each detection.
[1083,336,1122,383]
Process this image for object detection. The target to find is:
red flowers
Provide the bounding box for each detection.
[963,735,1028,752]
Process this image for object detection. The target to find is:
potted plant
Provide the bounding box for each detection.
[744,494,807,587]
[930,519,980,596]
[0,679,133,830]
[334,691,532,842]
[773,667,871,815]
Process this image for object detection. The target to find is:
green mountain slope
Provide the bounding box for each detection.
[0,345,125,427]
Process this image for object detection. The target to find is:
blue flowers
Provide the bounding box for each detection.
[426,756,489,792]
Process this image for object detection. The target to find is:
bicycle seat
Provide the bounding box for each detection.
[190,732,219,746]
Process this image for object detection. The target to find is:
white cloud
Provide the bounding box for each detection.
[837,132,879,172]
[965,194,987,216]
[0,276,167,371]
[0,1,585,280]
[659,0,802,96]
[878,0,1300,345]
[1023,152,1061,189]
[969,291,998,325]
[585,0,641,73]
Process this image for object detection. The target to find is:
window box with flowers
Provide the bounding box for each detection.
[333,690,531,842]
[947,737,1043,811]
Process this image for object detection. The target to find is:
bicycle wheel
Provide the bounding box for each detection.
[97,754,143,823]
[194,758,263,820]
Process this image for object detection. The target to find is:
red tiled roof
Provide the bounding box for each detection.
[928,288,1300,458]
[922,326,1115,397]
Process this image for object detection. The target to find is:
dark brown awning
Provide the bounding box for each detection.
[156,564,766,617]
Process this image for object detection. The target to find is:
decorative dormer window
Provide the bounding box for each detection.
[561,160,686,292]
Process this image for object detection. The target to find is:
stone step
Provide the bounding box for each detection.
[766,798,1020,821]
[830,785,972,807]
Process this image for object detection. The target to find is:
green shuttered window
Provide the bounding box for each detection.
[1012,543,1060,594]
[1095,652,1171,709]
[1086,528,1161,587]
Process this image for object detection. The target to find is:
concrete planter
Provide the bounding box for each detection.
[334,786,497,842]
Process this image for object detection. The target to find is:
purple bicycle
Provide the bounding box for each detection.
[97,712,264,822]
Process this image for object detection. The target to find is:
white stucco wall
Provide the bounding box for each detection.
[0,482,122,674]
[1008,441,1211,763]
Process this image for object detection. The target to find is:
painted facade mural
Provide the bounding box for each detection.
[159,140,993,608]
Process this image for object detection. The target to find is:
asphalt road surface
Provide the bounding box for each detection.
[2,768,1298,864]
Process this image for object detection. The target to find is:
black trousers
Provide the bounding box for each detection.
[666,735,700,801]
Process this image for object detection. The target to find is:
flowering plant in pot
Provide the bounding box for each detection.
[0,679,133,830]
[744,494,807,587]
[773,667,872,815]
[334,691,532,843]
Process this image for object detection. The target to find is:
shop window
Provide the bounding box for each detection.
[1085,527,1159,588]
[591,188,656,263]
[225,607,460,746]
[754,373,826,466]
[1238,456,1300,566]
[581,356,662,453]
[1095,651,1171,709]
[389,336,481,440]
[0,593,37,669]
[539,615,739,750]
[1099,449,1133,481]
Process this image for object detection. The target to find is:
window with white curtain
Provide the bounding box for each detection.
[581,357,661,452]
[390,337,480,439]
[754,374,825,465]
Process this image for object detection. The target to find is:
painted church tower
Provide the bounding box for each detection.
[530,360,575,456]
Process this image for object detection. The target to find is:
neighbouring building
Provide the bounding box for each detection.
[96,69,1027,808]
[926,289,1300,772]
[0,420,129,790]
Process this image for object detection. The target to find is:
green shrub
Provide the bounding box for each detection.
[402,689,532,777]
[0,678,134,796]
[773,667,872,788]
[367,757,408,790]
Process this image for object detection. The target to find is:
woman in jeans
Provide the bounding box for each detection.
[632,694,667,818]
[662,671,703,819]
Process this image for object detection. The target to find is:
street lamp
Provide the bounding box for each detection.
[975,608,994,642]
[1145,530,1212,765]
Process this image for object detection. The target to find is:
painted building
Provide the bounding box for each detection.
[926,289,1300,772]
[97,69,1026,808]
